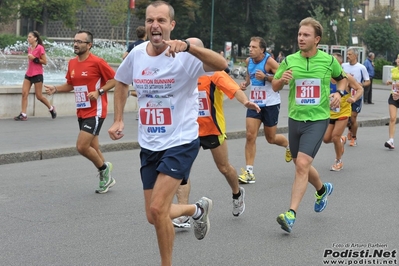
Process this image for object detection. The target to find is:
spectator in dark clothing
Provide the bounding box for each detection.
[122,26,147,59]
[363,52,375,104]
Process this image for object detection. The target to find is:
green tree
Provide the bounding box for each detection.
[363,23,398,61]
[357,5,398,61]
[274,0,351,53]
[18,0,96,36]
[104,0,128,40]
[133,0,279,57]
[0,0,20,25]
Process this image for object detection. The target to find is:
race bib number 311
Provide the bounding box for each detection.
[295,79,321,105]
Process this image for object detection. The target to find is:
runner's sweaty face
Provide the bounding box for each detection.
[145,3,175,53]
[73,33,91,56]
[248,40,264,60]
[346,50,358,65]
[297,25,319,53]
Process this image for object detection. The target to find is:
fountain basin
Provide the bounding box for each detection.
[0,55,137,119]
[0,86,137,119]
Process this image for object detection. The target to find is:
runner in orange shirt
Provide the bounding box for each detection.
[172,38,260,228]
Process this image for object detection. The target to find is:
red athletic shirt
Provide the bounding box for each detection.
[66,53,115,119]
[26,44,45,77]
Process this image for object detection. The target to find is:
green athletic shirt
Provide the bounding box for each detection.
[274,50,345,121]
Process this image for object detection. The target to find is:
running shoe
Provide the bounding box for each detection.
[277,210,296,233]
[384,141,395,150]
[172,216,191,228]
[347,131,352,141]
[285,148,292,162]
[232,187,245,217]
[340,136,346,155]
[49,106,57,119]
[330,160,343,171]
[238,168,255,184]
[193,197,213,240]
[314,182,334,212]
[349,138,357,147]
[14,113,27,121]
[95,162,116,194]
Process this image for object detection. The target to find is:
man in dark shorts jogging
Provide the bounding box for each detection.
[272,17,348,233]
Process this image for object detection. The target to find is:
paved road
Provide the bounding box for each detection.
[1,81,399,265]
[0,83,396,165]
[0,126,398,265]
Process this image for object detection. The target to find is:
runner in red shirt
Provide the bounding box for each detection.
[45,30,116,194]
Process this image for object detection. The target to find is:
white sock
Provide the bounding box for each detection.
[21,113,27,117]
[389,138,394,144]
[49,106,54,111]
[246,165,253,174]
[192,204,202,219]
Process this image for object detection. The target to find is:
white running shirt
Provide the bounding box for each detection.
[342,62,369,96]
[115,41,207,151]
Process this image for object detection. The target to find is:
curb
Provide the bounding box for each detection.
[0,117,394,166]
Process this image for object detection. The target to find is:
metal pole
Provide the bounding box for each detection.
[349,1,353,46]
[126,0,131,49]
[210,0,214,50]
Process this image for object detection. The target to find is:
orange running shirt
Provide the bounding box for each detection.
[198,71,239,136]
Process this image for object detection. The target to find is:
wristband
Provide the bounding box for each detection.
[33,57,40,64]
[337,90,345,97]
[98,88,105,96]
[181,39,190,52]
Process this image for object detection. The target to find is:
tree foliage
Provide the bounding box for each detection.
[2,0,399,61]
[274,0,349,53]
[363,23,398,60]
[0,0,20,25]
[105,0,128,27]
[2,0,96,36]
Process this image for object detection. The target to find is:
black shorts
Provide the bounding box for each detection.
[388,94,399,108]
[78,117,105,136]
[24,74,43,84]
[329,116,349,125]
[288,118,329,159]
[199,134,226,150]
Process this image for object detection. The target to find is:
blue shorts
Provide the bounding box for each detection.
[139,138,200,190]
[351,98,362,113]
[246,104,280,127]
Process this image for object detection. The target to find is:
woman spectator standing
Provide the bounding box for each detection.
[384,55,399,149]
[14,31,56,121]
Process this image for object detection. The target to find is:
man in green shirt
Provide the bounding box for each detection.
[272,17,348,233]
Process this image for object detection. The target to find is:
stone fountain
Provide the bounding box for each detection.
[0,40,137,118]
